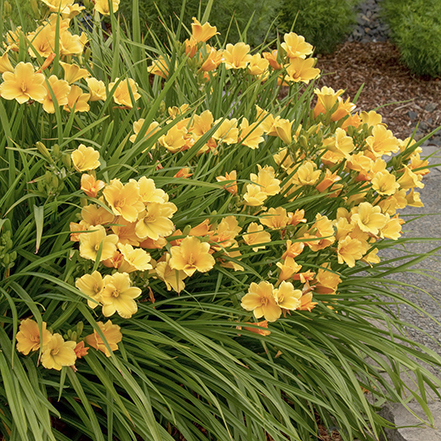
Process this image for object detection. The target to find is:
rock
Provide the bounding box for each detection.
[407,110,418,120]
[425,103,438,112]
[381,401,441,441]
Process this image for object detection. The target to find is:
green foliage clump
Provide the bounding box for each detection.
[119,0,280,47]
[381,0,441,78]
[277,0,360,54]
[1,1,441,440]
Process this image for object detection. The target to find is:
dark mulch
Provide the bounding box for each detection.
[316,41,441,141]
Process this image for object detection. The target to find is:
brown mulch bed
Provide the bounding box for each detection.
[316,41,441,141]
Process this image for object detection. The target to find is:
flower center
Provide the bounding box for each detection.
[115,198,126,208]
[111,289,120,298]
[51,348,59,356]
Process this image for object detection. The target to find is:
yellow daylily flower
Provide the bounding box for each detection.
[95,0,120,15]
[16,318,52,355]
[241,281,281,322]
[101,272,141,318]
[85,320,122,356]
[169,236,215,277]
[71,144,100,172]
[0,62,46,104]
[41,333,76,370]
[42,75,71,114]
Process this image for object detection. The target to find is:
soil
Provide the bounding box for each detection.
[315,41,441,142]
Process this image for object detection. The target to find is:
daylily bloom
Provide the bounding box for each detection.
[94,0,120,15]
[78,225,119,261]
[273,281,302,310]
[260,207,290,230]
[213,118,239,144]
[135,202,177,240]
[155,253,187,292]
[71,144,100,172]
[41,333,76,370]
[276,256,302,283]
[75,270,104,309]
[350,202,387,235]
[281,32,313,59]
[16,318,52,355]
[86,77,107,101]
[243,223,271,251]
[129,119,161,144]
[191,17,218,42]
[243,184,268,206]
[314,86,344,117]
[250,165,281,196]
[118,243,152,273]
[101,272,141,318]
[239,118,265,149]
[81,204,114,227]
[85,320,122,356]
[109,78,140,108]
[42,75,71,114]
[81,174,105,198]
[337,236,364,267]
[169,236,215,277]
[103,179,144,222]
[60,61,90,84]
[216,170,237,195]
[63,85,90,112]
[241,281,281,322]
[0,62,46,104]
[281,58,320,84]
[0,52,14,73]
[223,42,252,70]
[247,53,269,77]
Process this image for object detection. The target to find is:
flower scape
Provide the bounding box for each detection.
[0,1,440,441]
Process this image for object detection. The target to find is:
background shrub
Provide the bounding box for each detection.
[277,0,360,54]
[119,0,280,48]
[381,0,441,78]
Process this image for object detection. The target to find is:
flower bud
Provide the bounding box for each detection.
[36,141,53,162]
[3,1,12,18]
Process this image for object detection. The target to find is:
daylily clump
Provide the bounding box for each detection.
[2,5,437,440]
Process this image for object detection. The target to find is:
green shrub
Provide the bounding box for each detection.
[277,0,359,54]
[381,0,441,77]
[119,0,280,48]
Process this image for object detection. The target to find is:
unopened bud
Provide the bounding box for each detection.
[182,225,192,236]
[36,141,52,161]
[62,152,72,169]
[299,135,308,150]
[3,1,12,18]
[29,0,39,18]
